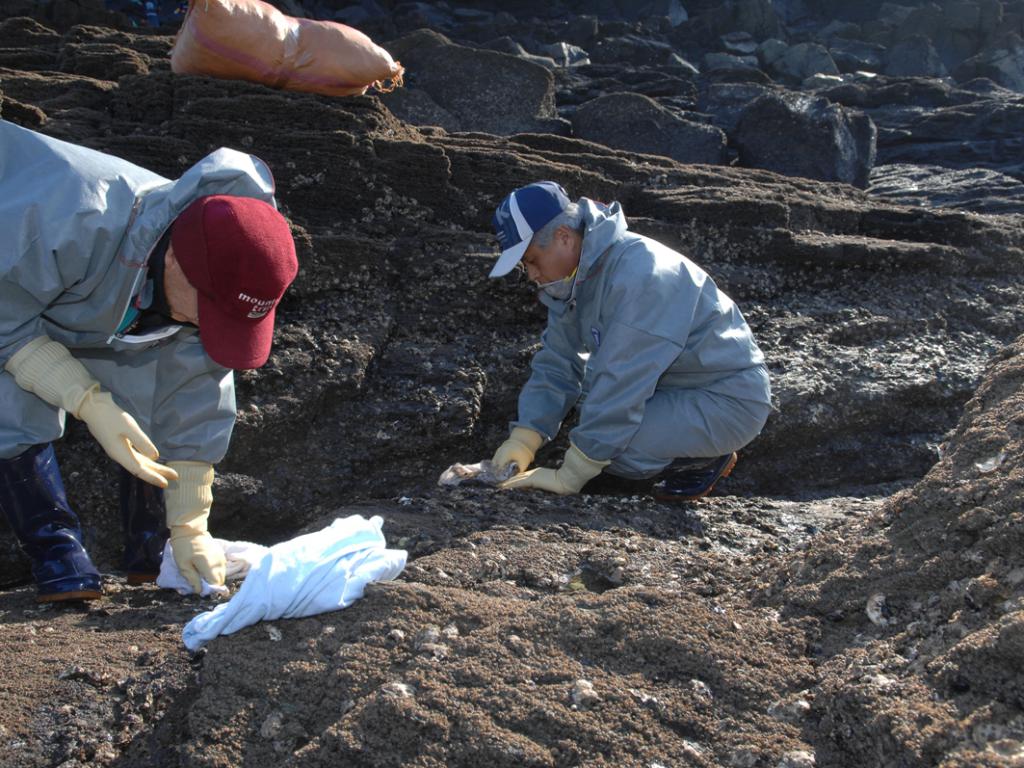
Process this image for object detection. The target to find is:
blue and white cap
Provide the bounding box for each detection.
[490,181,571,278]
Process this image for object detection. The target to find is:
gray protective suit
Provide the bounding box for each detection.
[513,198,772,479]
[0,120,279,461]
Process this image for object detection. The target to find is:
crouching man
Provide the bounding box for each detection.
[0,120,298,601]
[488,181,771,500]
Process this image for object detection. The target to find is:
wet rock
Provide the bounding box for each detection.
[828,37,886,73]
[481,36,559,69]
[539,41,590,67]
[954,33,1024,93]
[681,0,784,42]
[734,90,877,186]
[571,92,728,164]
[381,30,567,135]
[771,42,840,82]
[705,51,761,72]
[868,163,1024,215]
[625,0,688,27]
[699,81,775,134]
[589,34,679,67]
[884,35,947,79]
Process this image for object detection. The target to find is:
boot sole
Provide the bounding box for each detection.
[125,573,158,586]
[653,452,738,502]
[37,589,103,603]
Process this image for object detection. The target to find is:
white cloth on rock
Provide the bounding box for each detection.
[156,538,266,597]
[180,515,407,651]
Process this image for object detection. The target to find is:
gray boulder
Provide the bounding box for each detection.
[380,30,568,135]
[699,81,775,134]
[885,35,948,78]
[539,41,591,67]
[672,0,783,46]
[721,31,759,56]
[877,2,917,27]
[954,33,1024,93]
[771,0,814,24]
[772,42,840,81]
[481,37,559,70]
[622,0,689,27]
[892,1,1003,72]
[757,37,788,68]
[590,34,679,67]
[705,51,761,72]
[572,92,728,165]
[815,20,862,44]
[829,37,886,73]
[734,90,877,187]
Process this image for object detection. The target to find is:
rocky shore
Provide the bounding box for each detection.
[1,1,1023,766]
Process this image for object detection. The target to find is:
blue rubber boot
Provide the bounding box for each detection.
[652,452,738,502]
[0,444,103,602]
[119,469,168,584]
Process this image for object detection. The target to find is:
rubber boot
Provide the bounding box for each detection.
[652,452,738,502]
[0,444,102,602]
[119,468,169,584]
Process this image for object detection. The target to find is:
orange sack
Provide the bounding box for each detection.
[170,0,404,97]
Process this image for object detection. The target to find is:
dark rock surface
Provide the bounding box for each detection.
[734,89,876,186]
[0,2,1023,767]
[570,91,727,164]
[869,163,1024,215]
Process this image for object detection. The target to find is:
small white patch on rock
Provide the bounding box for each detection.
[381,682,415,698]
[866,593,890,626]
[414,625,441,649]
[570,679,600,709]
[768,698,811,721]
[260,711,284,740]
[689,678,713,699]
[727,745,760,767]
[777,749,816,768]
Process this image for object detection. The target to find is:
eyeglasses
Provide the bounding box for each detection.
[511,261,531,284]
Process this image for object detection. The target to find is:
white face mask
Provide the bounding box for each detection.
[536,268,577,300]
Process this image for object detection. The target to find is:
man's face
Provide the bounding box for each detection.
[520,226,582,285]
[164,243,200,325]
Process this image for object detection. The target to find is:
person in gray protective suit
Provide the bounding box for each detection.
[0,120,298,602]
[488,181,772,500]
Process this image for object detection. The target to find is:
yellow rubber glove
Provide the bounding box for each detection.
[500,443,610,495]
[165,461,226,592]
[492,426,545,473]
[5,336,178,488]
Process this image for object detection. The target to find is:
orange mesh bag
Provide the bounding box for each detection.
[170,0,404,97]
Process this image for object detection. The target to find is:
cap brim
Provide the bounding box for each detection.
[489,239,530,278]
[195,293,276,370]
